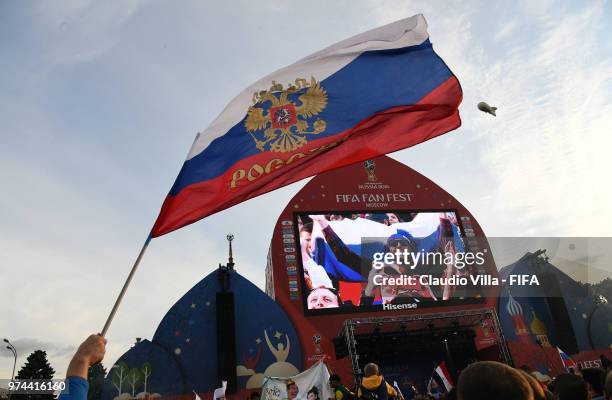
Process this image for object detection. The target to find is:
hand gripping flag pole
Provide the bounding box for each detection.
[101,236,152,337]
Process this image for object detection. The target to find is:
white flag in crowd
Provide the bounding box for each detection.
[261,361,332,400]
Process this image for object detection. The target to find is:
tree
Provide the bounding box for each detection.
[126,367,141,397]
[87,363,107,400]
[14,350,55,400]
[111,362,129,396]
[140,362,153,394]
[593,277,612,303]
[16,350,55,380]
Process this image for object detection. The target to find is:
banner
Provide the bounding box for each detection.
[261,361,331,400]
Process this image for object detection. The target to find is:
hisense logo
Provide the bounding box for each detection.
[382,303,417,310]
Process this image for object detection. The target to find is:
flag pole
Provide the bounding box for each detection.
[101,236,152,337]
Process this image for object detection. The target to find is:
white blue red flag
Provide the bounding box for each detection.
[151,14,462,237]
[557,347,577,371]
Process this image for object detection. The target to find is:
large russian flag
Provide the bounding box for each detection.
[151,14,462,237]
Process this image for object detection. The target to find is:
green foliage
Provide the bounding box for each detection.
[578,277,612,304]
[87,363,107,400]
[592,277,612,303]
[126,367,142,396]
[141,362,153,394]
[111,362,129,395]
[15,350,55,380]
[14,350,55,400]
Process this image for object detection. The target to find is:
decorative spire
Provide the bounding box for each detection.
[227,234,234,269]
[530,310,548,335]
[506,291,523,316]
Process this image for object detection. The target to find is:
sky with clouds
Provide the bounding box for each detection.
[1,0,611,381]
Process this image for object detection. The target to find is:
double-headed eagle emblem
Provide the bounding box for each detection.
[245,77,328,153]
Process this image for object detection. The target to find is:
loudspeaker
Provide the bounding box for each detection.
[216,292,237,393]
[546,295,579,354]
[540,272,579,354]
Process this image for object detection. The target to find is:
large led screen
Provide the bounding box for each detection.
[294,211,486,315]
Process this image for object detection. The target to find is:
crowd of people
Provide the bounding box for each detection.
[57,335,612,400]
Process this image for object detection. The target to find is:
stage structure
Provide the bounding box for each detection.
[265,155,504,392]
[339,308,511,380]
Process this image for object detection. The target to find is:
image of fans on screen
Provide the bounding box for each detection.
[296,211,483,313]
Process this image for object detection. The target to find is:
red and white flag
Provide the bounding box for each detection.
[431,361,453,392]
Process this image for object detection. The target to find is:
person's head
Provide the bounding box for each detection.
[457,361,533,400]
[387,234,416,254]
[531,371,552,387]
[582,368,605,398]
[307,387,320,400]
[518,370,546,400]
[385,213,401,225]
[363,363,380,377]
[300,222,314,254]
[249,392,260,400]
[307,287,340,309]
[329,374,341,389]
[604,369,612,400]
[367,213,388,224]
[553,373,588,400]
[287,380,299,400]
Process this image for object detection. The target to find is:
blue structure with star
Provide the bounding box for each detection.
[102,268,303,400]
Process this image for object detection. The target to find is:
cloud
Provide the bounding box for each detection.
[494,19,517,41]
[0,338,74,359]
[470,0,612,236]
[31,0,150,64]
[368,0,612,237]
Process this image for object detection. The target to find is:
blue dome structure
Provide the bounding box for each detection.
[102,269,303,400]
[498,251,612,352]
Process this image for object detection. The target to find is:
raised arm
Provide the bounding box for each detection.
[58,334,107,400]
[309,215,371,278]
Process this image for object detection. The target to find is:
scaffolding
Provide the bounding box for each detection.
[339,307,512,379]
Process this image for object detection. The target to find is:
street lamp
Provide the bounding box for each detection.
[3,339,17,380]
[3,339,17,400]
